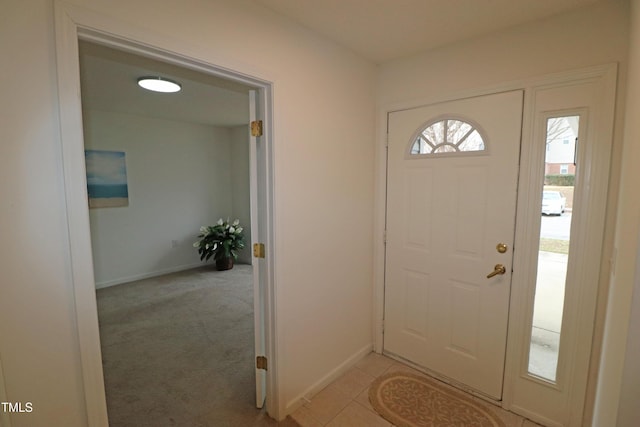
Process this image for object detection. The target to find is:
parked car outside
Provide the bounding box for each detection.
[542,190,566,216]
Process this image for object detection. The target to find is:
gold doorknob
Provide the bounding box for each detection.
[487,264,506,278]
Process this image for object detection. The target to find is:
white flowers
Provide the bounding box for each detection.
[194,218,246,262]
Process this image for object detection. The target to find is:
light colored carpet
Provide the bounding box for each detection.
[97,264,291,426]
[369,372,506,427]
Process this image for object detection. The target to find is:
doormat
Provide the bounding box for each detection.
[368,372,505,427]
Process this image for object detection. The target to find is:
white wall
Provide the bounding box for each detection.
[83,110,251,287]
[0,1,88,425]
[0,0,376,425]
[616,233,640,426]
[378,2,629,425]
[378,1,628,106]
[605,1,640,425]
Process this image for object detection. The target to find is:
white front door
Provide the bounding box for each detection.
[384,91,523,399]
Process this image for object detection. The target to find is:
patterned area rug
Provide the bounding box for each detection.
[369,372,506,427]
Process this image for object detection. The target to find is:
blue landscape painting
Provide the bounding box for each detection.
[85,150,129,208]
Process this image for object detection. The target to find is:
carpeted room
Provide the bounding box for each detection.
[79,40,266,425]
[96,265,262,426]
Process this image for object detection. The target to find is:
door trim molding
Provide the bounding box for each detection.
[54,2,279,423]
[374,63,617,424]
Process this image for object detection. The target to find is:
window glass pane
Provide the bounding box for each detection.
[447,120,472,143]
[457,130,485,152]
[427,121,446,144]
[411,137,433,154]
[528,115,579,382]
[434,144,456,153]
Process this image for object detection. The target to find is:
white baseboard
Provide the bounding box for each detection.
[94,262,204,289]
[284,343,373,415]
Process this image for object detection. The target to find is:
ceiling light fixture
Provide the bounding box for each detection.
[137,76,182,93]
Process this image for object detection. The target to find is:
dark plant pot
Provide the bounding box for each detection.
[215,257,234,271]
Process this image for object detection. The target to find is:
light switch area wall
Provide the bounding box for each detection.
[83,110,251,287]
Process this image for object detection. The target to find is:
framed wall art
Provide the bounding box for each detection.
[85,150,129,208]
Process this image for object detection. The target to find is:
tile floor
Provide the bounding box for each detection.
[289,353,544,427]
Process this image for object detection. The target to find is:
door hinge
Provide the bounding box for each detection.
[251,120,263,137]
[256,356,268,370]
[383,230,387,245]
[253,243,265,258]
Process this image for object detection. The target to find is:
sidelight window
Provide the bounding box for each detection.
[527,115,579,383]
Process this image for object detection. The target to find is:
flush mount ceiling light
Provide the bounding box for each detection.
[137,76,181,93]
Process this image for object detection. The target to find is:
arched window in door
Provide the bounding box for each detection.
[410,118,486,155]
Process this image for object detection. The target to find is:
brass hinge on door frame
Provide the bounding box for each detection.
[251,120,263,137]
[256,356,268,370]
[253,243,265,258]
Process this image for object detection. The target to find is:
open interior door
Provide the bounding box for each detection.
[249,90,267,408]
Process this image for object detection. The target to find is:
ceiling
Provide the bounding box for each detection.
[79,0,606,127]
[79,41,252,127]
[255,0,606,63]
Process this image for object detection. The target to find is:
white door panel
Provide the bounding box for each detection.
[385,91,523,399]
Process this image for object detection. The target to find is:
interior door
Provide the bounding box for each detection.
[249,90,266,408]
[384,90,523,399]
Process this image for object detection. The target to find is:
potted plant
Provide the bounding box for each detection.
[194,218,245,271]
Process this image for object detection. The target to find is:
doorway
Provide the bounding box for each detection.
[54,7,276,423]
[78,40,262,424]
[381,69,616,427]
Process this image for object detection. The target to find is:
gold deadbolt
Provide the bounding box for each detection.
[487,264,507,278]
[496,243,508,254]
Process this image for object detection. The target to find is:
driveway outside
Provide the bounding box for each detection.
[529,212,572,380]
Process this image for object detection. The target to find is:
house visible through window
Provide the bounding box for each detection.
[560,164,569,174]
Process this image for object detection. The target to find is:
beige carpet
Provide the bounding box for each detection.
[97,264,289,426]
[369,372,506,427]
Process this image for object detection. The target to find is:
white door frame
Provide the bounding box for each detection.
[54,2,278,424]
[374,64,617,425]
